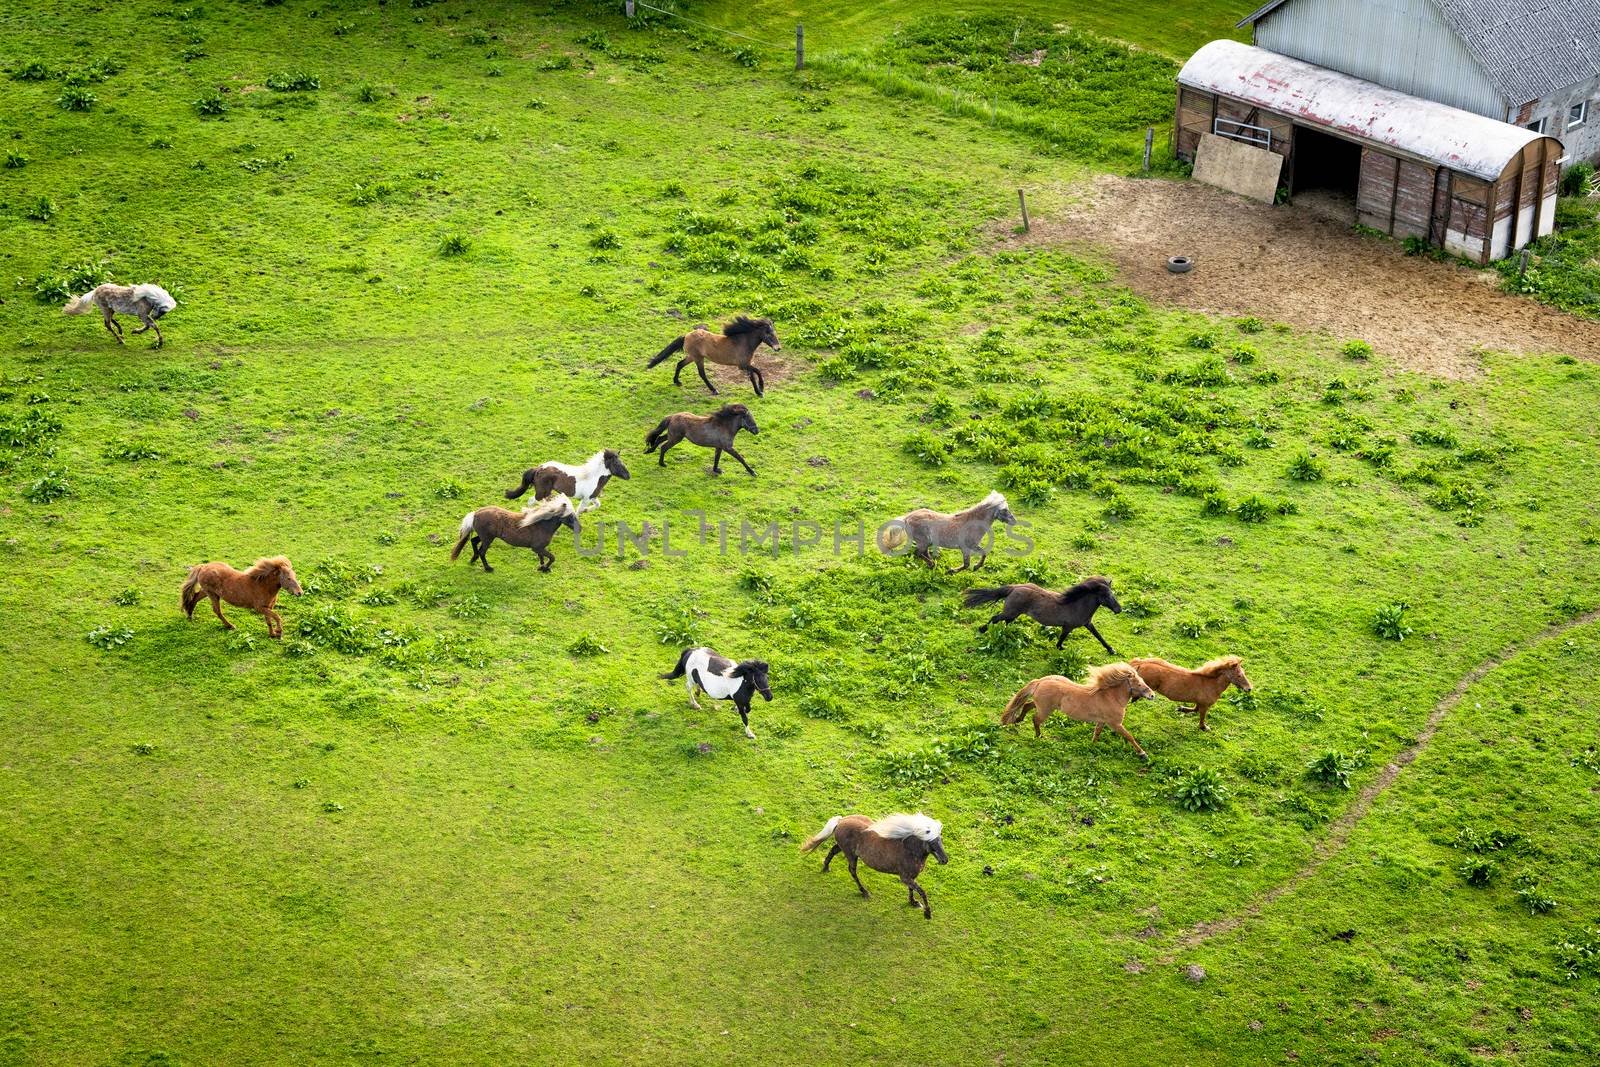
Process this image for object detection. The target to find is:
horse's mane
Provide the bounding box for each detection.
[869,813,943,841]
[1085,662,1140,689]
[722,315,770,337]
[958,490,1009,520]
[519,493,574,527]
[1060,576,1113,602]
[247,556,292,576]
[1196,655,1242,675]
[712,403,749,420]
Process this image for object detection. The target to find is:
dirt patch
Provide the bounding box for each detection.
[697,350,805,390]
[1009,174,1600,378]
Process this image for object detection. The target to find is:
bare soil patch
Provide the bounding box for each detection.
[1007,175,1600,378]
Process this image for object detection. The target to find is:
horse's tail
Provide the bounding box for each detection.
[799,816,841,853]
[963,585,1012,609]
[62,292,95,315]
[644,417,672,454]
[1001,680,1038,725]
[876,518,908,553]
[646,335,686,369]
[660,647,693,680]
[180,567,203,614]
[504,469,537,500]
[449,511,475,561]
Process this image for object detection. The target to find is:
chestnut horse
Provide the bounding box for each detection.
[181,556,303,637]
[644,403,760,475]
[1000,662,1155,757]
[646,315,780,396]
[877,491,1016,572]
[800,813,949,919]
[1130,655,1254,731]
[964,576,1123,652]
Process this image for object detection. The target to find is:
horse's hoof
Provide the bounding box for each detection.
[923,910,932,920]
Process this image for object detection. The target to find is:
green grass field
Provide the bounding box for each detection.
[3,2,1599,1063]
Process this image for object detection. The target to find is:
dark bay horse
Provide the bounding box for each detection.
[800,813,949,920]
[646,315,780,397]
[181,556,303,637]
[644,403,760,475]
[877,491,1017,572]
[451,494,580,572]
[963,576,1123,652]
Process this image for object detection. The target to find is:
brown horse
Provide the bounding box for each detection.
[1130,655,1254,731]
[963,576,1123,652]
[646,315,780,396]
[800,813,949,920]
[644,403,760,475]
[180,556,303,637]
[451,494,579,573]
[1000,663,1156,757]
[876,491,1017,572]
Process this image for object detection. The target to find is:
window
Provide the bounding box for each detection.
[1571,100,1590,128]
[1524,116,1548,134]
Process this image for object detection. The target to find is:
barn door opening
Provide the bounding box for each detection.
[1290,125,1361,221]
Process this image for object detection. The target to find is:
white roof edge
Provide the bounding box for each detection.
[1177,39,1558,181]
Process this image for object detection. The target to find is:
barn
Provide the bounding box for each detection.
[1174,39,1564,263]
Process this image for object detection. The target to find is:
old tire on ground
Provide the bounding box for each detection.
[1167,255,1194,274]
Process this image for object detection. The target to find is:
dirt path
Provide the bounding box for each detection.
[1158,606,1600,962]
[1010,175,1600,378]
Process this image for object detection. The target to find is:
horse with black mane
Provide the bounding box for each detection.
[963,576,1124,653]
[662,646,772,739]
[644,403,760,476]
[646,315,780,397]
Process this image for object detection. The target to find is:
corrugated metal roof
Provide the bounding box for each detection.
[1241,0,1600,105]
[1178,40,1557,179]
[1432,0,1600,104]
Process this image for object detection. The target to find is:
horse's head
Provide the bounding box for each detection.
[262,557,303,596]
[927,833,949,865]
[757,318,780,351]
[736,659,772,701]
[1091,577,1122,614]
[722,403,758,435]
[1220,657,1253,693]
[602,449,631,480]
[558,499,581,534]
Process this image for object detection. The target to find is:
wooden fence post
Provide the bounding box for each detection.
[624,0,634,16]
[796,24,804,70]
[1143,127,1154,171]
[1018,188,1030,232]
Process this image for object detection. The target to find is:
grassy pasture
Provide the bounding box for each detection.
[2,1,1599,1064]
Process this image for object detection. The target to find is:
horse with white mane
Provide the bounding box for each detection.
[64,283,178,348]
[877,490,1016,572]
[450,493,579,573]
[503,449,631,514]
[800,812,949,919]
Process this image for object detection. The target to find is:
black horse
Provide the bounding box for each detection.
[661,646,772,739]
[962,576,1124,653]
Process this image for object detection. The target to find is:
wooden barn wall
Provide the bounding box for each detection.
[1391,159,1435,240]
[1357,149,1400,231]
[1174,90,1294,161]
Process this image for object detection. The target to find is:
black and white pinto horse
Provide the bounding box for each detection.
[662,646,772,739]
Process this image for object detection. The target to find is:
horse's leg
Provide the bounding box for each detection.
[672,358,689,386]
[753,366,766,395]
[209,595,234,630]
[821,843,841,872]
[150,319,164,348]
[913,880,931,919]
[102,309,124,345]
[846,854,869,899]
[1057,625,1071,649]
[709,448,722,476]
[1084,621,1117,656]
[1033,706,1045,738]
[476,534,495,573]
[686,671,702,710]
[1112,722,1148,759]
[658,430,683,466]
[265,607,283,638]
[1092,724,1103,742]
[695,359,718,395]
[723,445,755,477]
[906,881,918,907]
[948,551,970,574]
[745,366,762,397]
[538,547,554,572]
[1194,700,1214,731]
[972,551,988,571]
[737,699,755,740]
